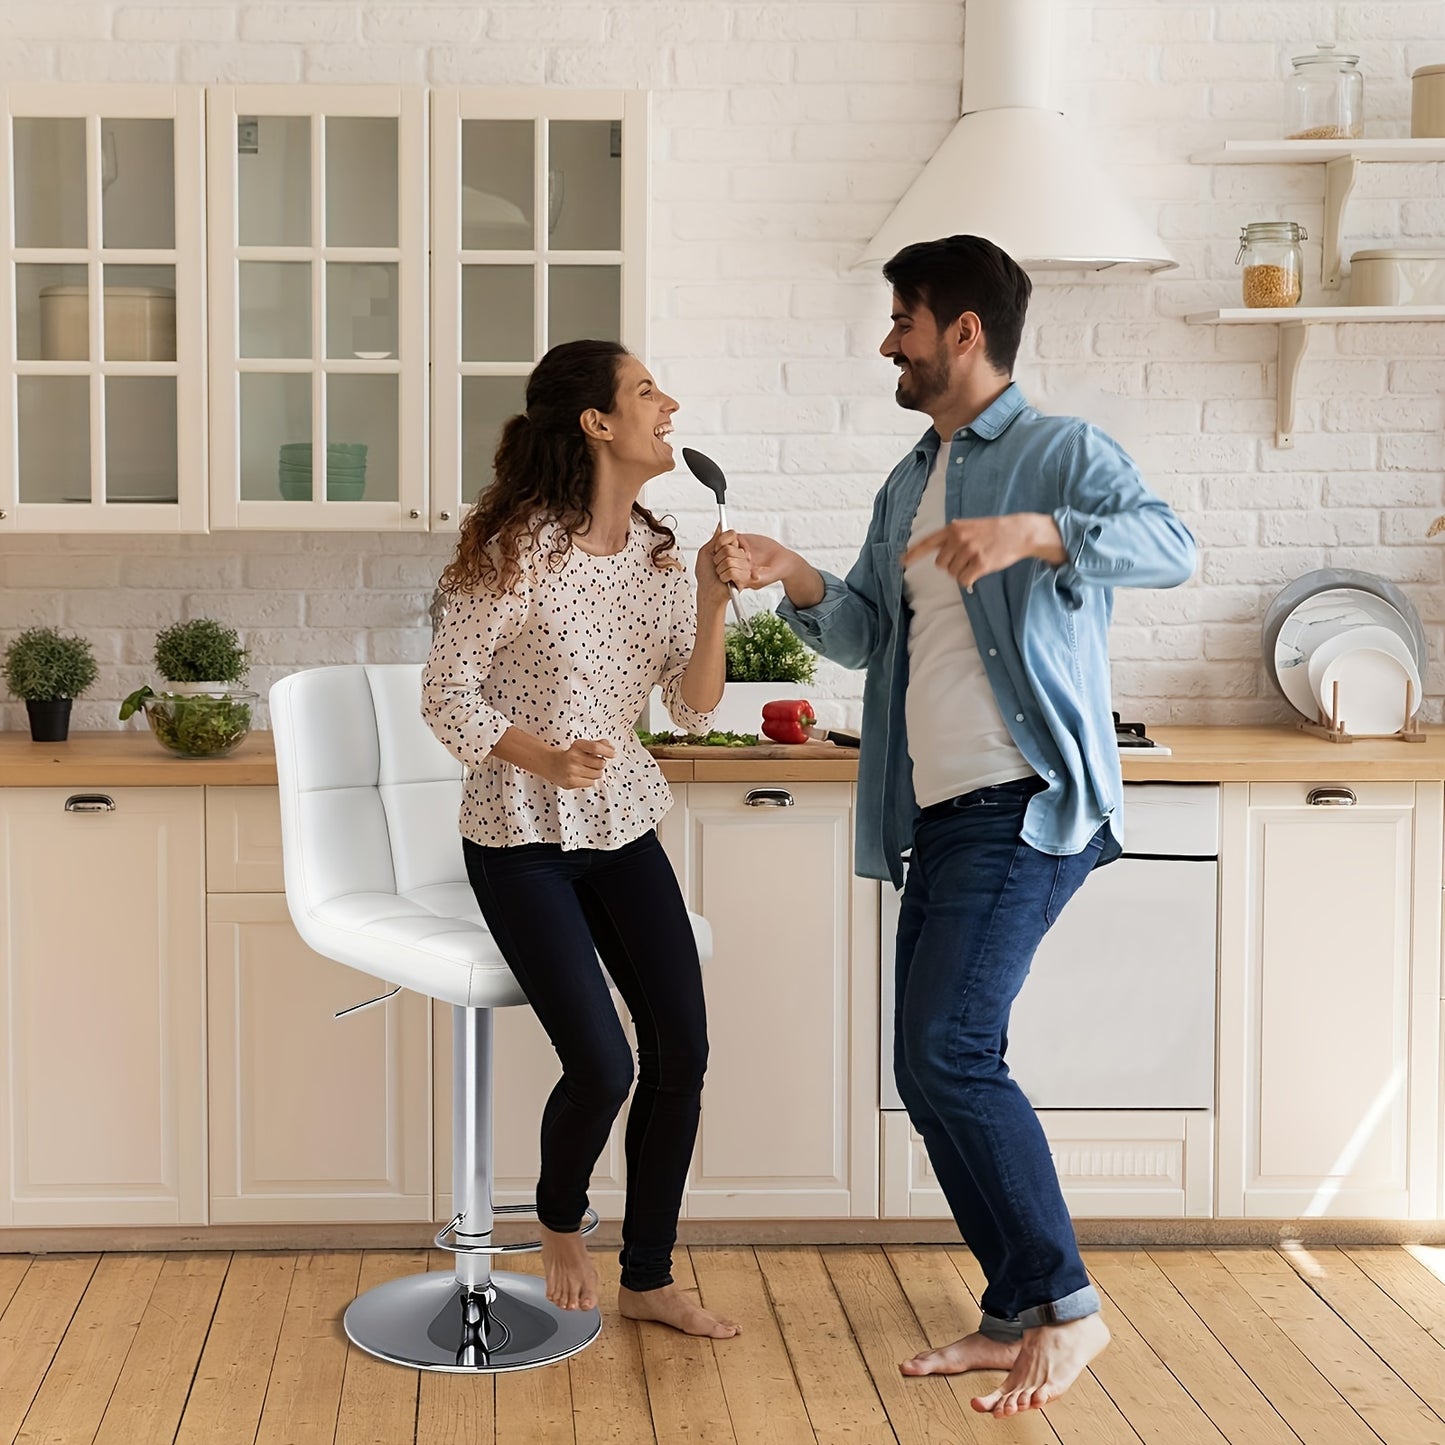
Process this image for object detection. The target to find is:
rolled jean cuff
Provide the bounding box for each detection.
[1019,1284,1101,1331]
[979,1312,1023,1344]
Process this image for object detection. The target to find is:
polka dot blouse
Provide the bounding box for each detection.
[422,516,716,851]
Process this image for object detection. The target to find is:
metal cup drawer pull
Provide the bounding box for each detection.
[1306,787,1357,807]
[64,794,116,813]
[744,788,795,808]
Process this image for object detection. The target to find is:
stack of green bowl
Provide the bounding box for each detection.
[277,441,369,501]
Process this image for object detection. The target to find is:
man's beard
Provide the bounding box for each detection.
[893,348,948,412]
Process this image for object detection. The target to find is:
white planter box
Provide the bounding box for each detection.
[643,680,808,736]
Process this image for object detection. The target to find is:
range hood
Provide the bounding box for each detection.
[860,0,1175,273]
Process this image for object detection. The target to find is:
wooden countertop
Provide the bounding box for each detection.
[5,725,1445,786]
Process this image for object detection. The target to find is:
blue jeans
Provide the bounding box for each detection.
[894,776,1106,1336]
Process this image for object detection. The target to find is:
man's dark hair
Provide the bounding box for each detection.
[882,234,1032,375]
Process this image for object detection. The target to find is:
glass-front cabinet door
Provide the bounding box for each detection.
[207,87,426,530]
[431,90,648,529]
[0,86,206,532]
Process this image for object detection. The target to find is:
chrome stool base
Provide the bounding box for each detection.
[343,1270,601,1374]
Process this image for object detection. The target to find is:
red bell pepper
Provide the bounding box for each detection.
[761,699,818,744]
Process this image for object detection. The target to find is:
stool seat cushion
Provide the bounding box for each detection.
[270,664,711,1011]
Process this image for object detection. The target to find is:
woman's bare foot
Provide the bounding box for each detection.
[970,1313,1110,1416]
[538,1223,599,1311]
[900,1330,1021,1376]
[617,1283,741,1338]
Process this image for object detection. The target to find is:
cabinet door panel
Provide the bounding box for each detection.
[0,787,206,1225]
[682,782,856,1217]
[2,86,206,534]
[1218,781,1439,1218]
[205,785,284,892]
[431,90,648,530]
[208,894,430,1223]
[207,86,426,531]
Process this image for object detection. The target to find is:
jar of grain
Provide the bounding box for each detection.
[1285,43,1363,140]
[1237,222,1307,308]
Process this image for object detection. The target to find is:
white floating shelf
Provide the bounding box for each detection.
[1191,141,1445,290]
[1191,139,1445,164]
[1185,307,1445,448]
[1187,306,1445,323]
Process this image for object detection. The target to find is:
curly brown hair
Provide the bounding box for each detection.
[439,340,680,597]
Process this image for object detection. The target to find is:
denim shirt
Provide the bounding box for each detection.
[778,382,1197,887]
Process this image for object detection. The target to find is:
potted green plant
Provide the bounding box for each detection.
[3,626,99,742]
[715,610,818,733]
[120,618,257,758]
[643,610,819,736]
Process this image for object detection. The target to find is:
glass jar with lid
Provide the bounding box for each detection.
[1237,222,1307,308]
[1286,43,1363,139]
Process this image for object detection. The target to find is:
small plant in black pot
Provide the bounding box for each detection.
[3,627,99,742]
[120,618,257,759]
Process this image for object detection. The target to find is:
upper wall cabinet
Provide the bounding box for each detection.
[430,90,649,530]
[0,86,206,533]
[1,85,648,535]
[207,87,428,531]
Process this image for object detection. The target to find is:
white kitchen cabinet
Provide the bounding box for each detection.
[207,86,428,531]
[429,89,649,529]
[205,787,432,1224]
[0,787,206,1225]
[1217,781,1443,1219]
[668,781,879,1218]
[0,85,207,532]
[208,895,431,1224]
[880,1111,1215,1220]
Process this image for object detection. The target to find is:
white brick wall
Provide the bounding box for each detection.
[2,0,1445,733]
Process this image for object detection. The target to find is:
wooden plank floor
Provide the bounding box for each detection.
[0,1244,1442,1444]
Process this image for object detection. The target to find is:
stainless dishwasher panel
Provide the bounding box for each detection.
[880,783,1218,1111]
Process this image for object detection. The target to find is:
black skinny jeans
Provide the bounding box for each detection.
[462,828,707,1293]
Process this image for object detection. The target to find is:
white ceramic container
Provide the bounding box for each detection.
[1411,63,1445,137]
[1347,249,1445,306]
[39,284,177,361]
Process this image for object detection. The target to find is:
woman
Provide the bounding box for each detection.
[422,339,740,1340]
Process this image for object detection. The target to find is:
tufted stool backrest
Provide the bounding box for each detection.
[270,663,466,913]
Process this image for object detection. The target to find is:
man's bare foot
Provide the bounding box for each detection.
[900,1330,1021,1376]
[617,1283,741,1338]
[971,1313,1110,1416]
[538,1223,599,1311]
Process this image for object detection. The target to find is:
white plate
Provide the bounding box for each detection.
[1316,648,1414,735]
[1307,624,1421,719]
[1273,587,1422,721]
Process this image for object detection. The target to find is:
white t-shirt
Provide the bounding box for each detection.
[422,516,715,850]
[902,450,1033,808]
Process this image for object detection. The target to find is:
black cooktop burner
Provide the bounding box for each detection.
[1114,712,1160,748]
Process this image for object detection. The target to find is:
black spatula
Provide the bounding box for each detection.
[682,447,751,636]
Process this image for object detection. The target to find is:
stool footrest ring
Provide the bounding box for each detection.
[434,1203,600,1256]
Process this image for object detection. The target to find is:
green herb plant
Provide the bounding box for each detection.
[2,627,98,701]
[120,617,254,757]
[723,610,817,684]
[153,618,249,684]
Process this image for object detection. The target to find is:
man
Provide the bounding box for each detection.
[715,235,1196,1416]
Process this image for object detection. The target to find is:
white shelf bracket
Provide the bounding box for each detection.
[1276,323,1311,449]
[1321,154,1359,289]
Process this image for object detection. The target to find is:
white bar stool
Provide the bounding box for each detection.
[269,663,711,1373]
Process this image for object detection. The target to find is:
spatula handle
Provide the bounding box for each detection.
[714,502,751,635]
